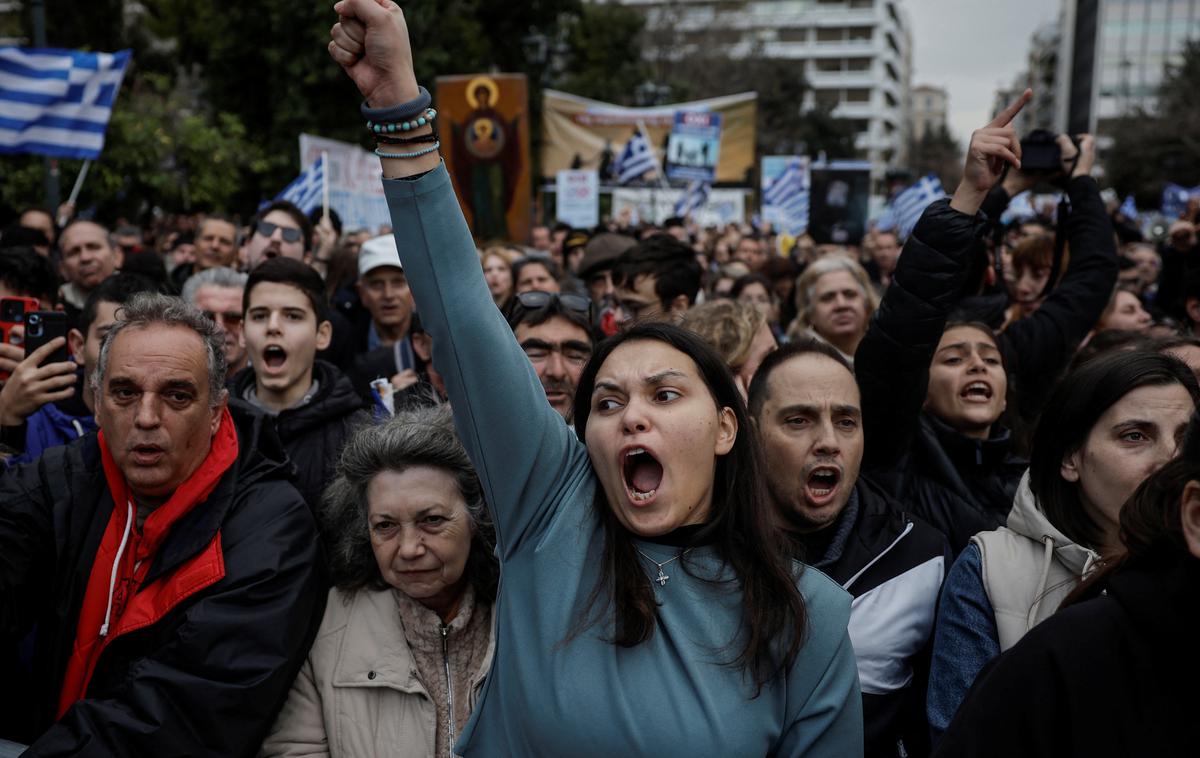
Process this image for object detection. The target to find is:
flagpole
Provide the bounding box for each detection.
[320,151,330,222]
[66,160,91,207]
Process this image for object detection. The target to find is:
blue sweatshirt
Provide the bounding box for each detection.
[383,164,863,757]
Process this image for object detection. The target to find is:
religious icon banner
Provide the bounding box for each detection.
[435,73,532,244]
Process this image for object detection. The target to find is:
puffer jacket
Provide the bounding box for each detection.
[260,586,495,758]
[926,471,1100,738]
[972,471,1101,650]
[230,360,368,511]
[856,199,1027,555]
[0,405,327,756]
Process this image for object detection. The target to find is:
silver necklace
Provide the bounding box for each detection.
[636,547,693,587]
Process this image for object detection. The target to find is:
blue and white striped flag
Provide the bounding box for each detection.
[272,155,325,214]
[613,129,659,185]
[763,158,809,235]
[1119,194,1138,220]
[0,47,131,159]
[891,174,945,239]
[1000,190,1037,225]
[674,180,710,217]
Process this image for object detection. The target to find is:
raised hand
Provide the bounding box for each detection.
[1059,133,1095,178]
[328,0,419,107]
[952,89,1031,215]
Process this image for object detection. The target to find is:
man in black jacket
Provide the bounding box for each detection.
[749,340,949,758]
[0,292,325,756]
[231,257,367,510]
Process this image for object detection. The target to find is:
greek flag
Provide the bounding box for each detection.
[891,174,945,239]
[613,129,659,185]
[1000,190,1037,226]
[0,47,131,159]
[1119,194,1138,219]
[763,158,809,235]
[674,180,710,217]
[272,155,325,213]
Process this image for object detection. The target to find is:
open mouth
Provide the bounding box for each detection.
[805,466,841,504]
[960,381,993,401]
[263,345,287,370]
[131,444,164,464]
[622,446,664,505]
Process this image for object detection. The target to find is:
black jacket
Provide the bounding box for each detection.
[790,476,950,758]
[934,556,1199,757]
[987,177,1118,428]
[857,199,1028,554]
[0,406,326,756]
[230,360,367,511]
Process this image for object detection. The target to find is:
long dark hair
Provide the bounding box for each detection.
[571,322,807,694]
[1030,350,1200,549]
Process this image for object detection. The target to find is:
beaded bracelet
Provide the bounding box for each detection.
[368,108,436,135]
[374,141,441,160]
[376,132,439,146]
[360,85,431,122]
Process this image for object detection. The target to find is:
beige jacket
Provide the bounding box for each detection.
[972,470,1101,652]
[259,587,494,758]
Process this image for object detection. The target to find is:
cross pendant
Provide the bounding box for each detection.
[655,567,669,586]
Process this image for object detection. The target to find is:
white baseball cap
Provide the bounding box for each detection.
[358,234,403,277]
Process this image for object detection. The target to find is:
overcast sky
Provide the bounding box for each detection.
[905,0,1061,144]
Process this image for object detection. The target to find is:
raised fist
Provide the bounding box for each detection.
[329,0,419,107]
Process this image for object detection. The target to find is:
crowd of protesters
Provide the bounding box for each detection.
[0,1,1197,756]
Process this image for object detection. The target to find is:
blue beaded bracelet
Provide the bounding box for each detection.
[374,141,441,160]
[368,108,437,135]
[360,85,431,122]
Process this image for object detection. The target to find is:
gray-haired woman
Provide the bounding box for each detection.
[260,406,498,758]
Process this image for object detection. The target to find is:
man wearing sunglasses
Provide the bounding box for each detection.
[245,202,312,270]
[182,267,250,376]
[507,291,594,423]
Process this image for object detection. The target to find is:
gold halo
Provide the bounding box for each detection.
[465,76,500,109]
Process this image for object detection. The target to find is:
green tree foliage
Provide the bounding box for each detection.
[556,2,648,104]
[1107,39,1200,206]
[907,124,962,189]
[2,0,584,219]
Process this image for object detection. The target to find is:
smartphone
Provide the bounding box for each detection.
[0,297,40,380]
[24,311,69,366]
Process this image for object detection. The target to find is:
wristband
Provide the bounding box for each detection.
[376,132,439,146]
[375,142,441,160]
[360,85,431,122]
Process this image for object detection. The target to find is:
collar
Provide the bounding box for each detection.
[98,406,239,565]
[795,487,861,569]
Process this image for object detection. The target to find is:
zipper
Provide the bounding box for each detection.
[441,623,454,752]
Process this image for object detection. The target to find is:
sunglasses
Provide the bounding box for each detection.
[256,220,304,244]
[202,310,243,326]
[514,291,593,321]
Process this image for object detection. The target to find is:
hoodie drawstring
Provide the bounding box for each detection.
[99,499,134,637]
[1026,534,1056,630]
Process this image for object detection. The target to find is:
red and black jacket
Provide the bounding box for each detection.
[0,406,326,756]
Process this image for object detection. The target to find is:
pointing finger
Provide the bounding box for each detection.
[987,88,1032,129]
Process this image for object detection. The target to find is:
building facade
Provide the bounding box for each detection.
[614,0,913,191]
[1058,0,1200,138]
[911,85,948,139]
